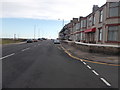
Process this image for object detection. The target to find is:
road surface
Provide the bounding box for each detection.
[2,40,119,88]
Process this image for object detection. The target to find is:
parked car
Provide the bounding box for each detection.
[33,39,38,42]
[27,39,33,43]
[42,38,47,40]
[38,38,43,41]
[53,39,60,44]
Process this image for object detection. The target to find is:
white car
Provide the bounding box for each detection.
[53,39,60,44]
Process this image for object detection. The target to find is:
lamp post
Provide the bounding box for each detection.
[38,28,40,38]
[58,19,65,39]
[34,25,36,39]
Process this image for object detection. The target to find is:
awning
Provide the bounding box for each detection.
[74,31,84,34]
[84,28,96,33]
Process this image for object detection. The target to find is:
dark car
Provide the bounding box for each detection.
[42,38,47,40]
[27,39,33,43]
[38,38,43,41]
[33,39,38,42]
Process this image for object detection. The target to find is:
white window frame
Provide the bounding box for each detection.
[99,10,103,22]
[98,28,102,41]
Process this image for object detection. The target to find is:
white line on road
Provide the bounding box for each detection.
[21,48,30,51]
[86,65,92,69]
[100,78,111,86]
[92,70,99,76]
[0,53,15,60]
[83,62,87,65]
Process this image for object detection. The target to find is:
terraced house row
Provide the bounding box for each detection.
[59,2,120,45]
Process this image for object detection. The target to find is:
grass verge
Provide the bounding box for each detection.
[0,39,26,45]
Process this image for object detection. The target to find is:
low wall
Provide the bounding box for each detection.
[62,40,120,55]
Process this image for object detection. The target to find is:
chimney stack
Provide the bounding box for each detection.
[92,5,99,12]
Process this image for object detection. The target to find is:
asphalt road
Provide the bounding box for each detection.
[1,40,119,88]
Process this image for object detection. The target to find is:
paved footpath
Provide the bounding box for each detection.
[61,43,120,66]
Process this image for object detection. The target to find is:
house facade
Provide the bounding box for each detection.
[59,2,120,45]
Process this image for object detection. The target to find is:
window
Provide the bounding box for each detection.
[81,19,86,28]
[88,16,92,27]
[81,33,82,40]
[98,28,102,41]
[83,20,87,27]
[81,21,83,28]
[109,2,119,17]
[99,10,103,22]
[109,7,118,17]
[108,26,118,41]
[76,23,80,31]
[109,2,119,7]
[93,15,95,25]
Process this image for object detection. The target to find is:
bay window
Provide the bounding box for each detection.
[108,26,118,41]
[109,2,119,17]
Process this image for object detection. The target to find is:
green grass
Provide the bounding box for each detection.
[0,39,25,45]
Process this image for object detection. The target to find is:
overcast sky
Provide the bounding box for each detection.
[1,0,108,39]
[1,0,107,20]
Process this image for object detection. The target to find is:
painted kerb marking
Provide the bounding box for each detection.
[61,45,113,87]
[60,45,120,66]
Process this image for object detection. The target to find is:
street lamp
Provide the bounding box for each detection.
[58,19,65,39]
[37,27,40,39]
[34,25,36,39]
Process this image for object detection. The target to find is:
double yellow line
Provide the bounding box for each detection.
[60,45,120,67]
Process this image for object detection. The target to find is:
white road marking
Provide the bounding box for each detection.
[86,65,92,69]
[83,62,87,65]
[100,78,111,86]
[61,45,112,87]
[82,61,111,87]
[0,53,15,60]
[22,48,30,51]
[92,70,99,76]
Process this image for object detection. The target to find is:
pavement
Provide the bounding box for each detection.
[61,43,120,66]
